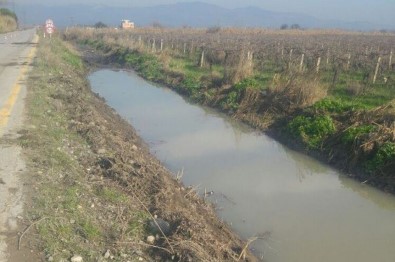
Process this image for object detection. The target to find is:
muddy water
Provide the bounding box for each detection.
[89,69,395,262]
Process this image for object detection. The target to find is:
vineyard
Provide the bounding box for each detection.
[65,27,395,191]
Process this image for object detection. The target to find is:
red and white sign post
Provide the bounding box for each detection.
[44,19,55,39]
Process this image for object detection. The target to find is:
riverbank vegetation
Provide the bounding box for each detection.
[64,27,395,192]
[0,8,17,33]
[21,34,255,261]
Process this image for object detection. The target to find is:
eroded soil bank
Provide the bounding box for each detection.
[20,36,256,261]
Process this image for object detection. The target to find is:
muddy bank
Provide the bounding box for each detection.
[22,36,256,261]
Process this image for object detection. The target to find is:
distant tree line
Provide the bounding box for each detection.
[280,24,301,30]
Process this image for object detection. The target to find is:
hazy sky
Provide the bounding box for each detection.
[10,0,395,26]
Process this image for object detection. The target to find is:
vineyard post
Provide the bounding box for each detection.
[138,36,142,46]
[200,50,205,67]
[326,49,330,65]
[152,39,156,52]
[183,43,186,54]
[247,51,253,70]
[373,56,382,84]
[389,49,393,70]
[316,57,321,73]
[281,47,284,60]
[346,54,351,71]
[299,54,304,72]
[160,39,163,51]
[190,42,194,58]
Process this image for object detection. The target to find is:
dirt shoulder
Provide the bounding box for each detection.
[20,35,256,261]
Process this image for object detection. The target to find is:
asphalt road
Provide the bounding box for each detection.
[0,28,37,261]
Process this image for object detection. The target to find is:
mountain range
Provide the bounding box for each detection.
[15,2,393,31]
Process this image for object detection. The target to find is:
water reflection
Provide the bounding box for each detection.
[89,69,395,262]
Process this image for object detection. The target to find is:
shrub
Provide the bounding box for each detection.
[287,115,336,149]
[366,142,395,172]
[234,77,260,91]
[312,98,367,113]
[341,125,376,144]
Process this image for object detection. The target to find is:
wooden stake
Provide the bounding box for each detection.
[316,57,321,73]
[288,49,293,69]
[346,53,351,71]
[326,49,330,65]
[299,54,305,72]
[200,50,205,67]
[373,56,382,84]
[152,39,156,52]
[247,51,253,69]
[160,39,163,51]
[389,49,393,70]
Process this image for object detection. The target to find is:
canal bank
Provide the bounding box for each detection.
[66,30,395,194]
[89,69,395,262]
[21,36,256,261]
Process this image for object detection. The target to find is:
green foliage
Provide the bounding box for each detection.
[234,77,260,91]
[78,219,101,240]
[366,142,395,172]
[181,74,201,94]
[62,49,83,70]
[287,115,336,149]
[125,51,164,81]
[341,125,376,144]
[221,91,239,111]
[312,98,367,113]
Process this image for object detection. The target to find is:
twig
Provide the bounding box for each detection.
[18,217,48,250]
[238,237,258,261]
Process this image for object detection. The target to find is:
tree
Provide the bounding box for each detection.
[94,21,107,28]
[290,24,301,30]
[280,24,288,30]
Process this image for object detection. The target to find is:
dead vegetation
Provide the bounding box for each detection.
[20,35,257,261]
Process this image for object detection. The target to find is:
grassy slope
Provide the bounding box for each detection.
[21,35,255,261]
[67,29,395,193]
[0,8,17,33]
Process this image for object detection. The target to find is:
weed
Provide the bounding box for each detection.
[366,142,395,173]
[341,125,376,144]
[287,115,336,149]
[312,98,368,113]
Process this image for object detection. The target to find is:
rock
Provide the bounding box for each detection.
[47,256,54,261]
[70,255,83,262]
[148,218,171,236]
[104,249,111,259]
[98,157,113,170]
[97,148,106,154]
[131,145,138,151]
[146,235,155,244]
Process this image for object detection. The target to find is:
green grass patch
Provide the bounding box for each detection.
[287,115,336,149]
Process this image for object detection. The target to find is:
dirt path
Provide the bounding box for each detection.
[0,28,37,261]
